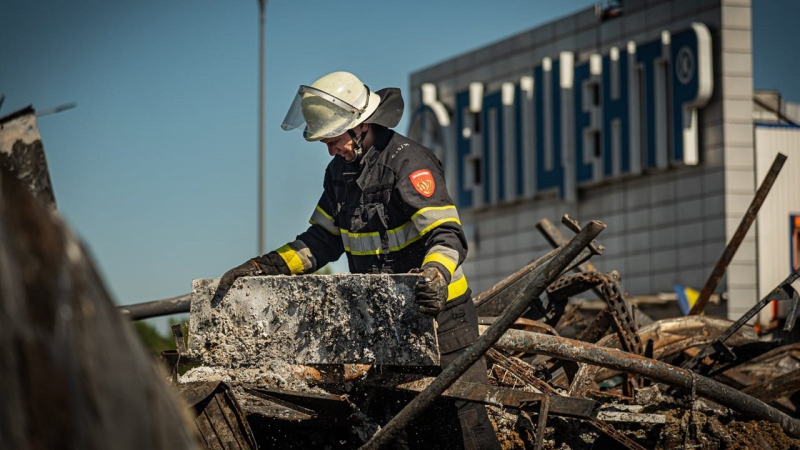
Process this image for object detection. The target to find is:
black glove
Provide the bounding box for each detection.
[414,265,448,316]
[218,260,263,291]
[218,252,290,291]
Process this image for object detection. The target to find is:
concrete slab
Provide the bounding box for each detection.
[188,274,439,367]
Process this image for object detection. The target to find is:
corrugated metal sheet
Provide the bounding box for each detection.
[755,124,800,322]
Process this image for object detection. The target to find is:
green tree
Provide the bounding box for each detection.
[315,264,333,274]
[132,316,189,355]
[133,321,173,355]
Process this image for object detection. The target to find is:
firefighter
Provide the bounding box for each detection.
[218,71,501,450]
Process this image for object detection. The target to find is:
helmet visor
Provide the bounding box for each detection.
[281,86,363,140]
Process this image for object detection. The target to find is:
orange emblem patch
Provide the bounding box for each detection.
[409,169,435,197]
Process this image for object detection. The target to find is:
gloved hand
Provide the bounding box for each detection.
[414,265,448,316]
[218,260,263,291]
[218,252,289,291]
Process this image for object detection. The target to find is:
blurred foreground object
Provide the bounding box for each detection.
[0,163,199,449]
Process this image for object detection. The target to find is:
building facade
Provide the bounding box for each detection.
[408,0,798,322]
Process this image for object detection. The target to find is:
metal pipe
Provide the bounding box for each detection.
[690,152,787,315]
[491,328,800,438]
[359,221,606,449]
[559,316,759,395]
[257,0,267,255]
[117,293,191,320]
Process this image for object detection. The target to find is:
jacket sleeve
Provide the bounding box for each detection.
[275,169,344,274]
[396,148,468,300]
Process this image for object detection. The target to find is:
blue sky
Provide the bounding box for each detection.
[2,0,798,332]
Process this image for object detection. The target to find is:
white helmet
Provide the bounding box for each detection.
[281,71,381,141]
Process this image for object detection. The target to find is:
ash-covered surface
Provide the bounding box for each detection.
[488,371,800,449]
[179,362,328,394]
[188,274,438,367]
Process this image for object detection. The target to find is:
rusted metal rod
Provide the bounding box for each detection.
[690,152,787,315]
[117,293,191,320]
[359,221,606,449]
[491,328,800,438]
[472,246,560,310]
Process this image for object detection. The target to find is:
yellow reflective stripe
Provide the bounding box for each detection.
[422,252,457,278]
[341,228,380,238]
[447,274,469,301]
[276,244,306,275]
[340,205,460,256]
[343,223,458,256]
[315,205,333,221]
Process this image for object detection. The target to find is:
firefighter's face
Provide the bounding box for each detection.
[320,124,368,162]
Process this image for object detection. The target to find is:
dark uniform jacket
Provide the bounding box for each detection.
[275,126,470,307]
[272,126,500,449]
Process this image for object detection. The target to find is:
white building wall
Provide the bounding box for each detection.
[720,0,758,321]
[755,126,800,323]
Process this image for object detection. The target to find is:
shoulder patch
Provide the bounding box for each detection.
[409,169,435,197]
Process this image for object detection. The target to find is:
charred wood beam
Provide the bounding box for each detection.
[360,221,606,449]
[743,343,800,366]
[235,389,317,421]
[533,393,550,450]
[365,373,598,420]
[742,369,800,404]
[490,328,800,438]
[177,381,257,449]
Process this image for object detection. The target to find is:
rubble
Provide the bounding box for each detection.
[163,211,800,449]
[105,152,800,449]
[187,274,438,367]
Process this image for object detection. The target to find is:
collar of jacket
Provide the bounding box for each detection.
[355,126,394,190]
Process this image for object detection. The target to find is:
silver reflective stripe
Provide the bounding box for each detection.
[422,245,460,278]
[310,205,340,236]
[341,205,460,256]
[341,230,383,256]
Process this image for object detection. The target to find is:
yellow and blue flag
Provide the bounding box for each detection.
[675,284,700,316]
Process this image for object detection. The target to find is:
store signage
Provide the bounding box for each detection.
[418,23,713,208]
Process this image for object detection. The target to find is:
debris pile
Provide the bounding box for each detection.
[167,210,800,449]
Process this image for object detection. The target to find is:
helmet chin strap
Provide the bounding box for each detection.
[345,127,369,164]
